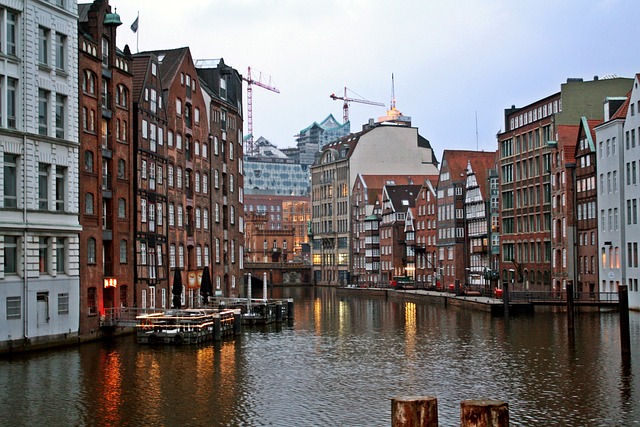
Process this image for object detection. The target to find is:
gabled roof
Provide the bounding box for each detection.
[383,184,422,213]
[611,91,631,120]
[557,124,580,164]
[466,151,498,193]
[440,150,493,186]
[577,117,601,153]
[142,47,190,90]
[357,174,438,207]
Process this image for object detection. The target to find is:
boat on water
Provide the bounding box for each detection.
[136,308,239,345]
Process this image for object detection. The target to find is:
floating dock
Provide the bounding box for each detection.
[136,308,241,345]
[215,298,294,325]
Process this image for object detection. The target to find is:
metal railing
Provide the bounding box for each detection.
[508,290,619,304]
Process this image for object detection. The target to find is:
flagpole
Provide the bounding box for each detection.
[136,11,139,53]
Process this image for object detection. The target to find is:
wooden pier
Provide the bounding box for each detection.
[211,298,294,325]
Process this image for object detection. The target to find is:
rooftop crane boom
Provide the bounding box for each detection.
[329,87,385,123]
[243,66,280,155]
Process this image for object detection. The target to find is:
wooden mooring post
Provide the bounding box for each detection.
[619,284,631,356]
[391,397,509,427]
[460,399,509,427]
[391,396,438,427]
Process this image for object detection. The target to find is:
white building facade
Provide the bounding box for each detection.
[0,0,80,350]
[621,76,640,309]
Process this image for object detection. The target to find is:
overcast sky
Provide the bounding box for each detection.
[110,0,639,161]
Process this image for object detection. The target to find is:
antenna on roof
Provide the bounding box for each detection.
[390,73,396,111]
[475,111,479,151]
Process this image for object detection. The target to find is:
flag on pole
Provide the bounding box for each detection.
[130,16,139,33]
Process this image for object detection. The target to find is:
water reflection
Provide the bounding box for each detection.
[0,287,638,426]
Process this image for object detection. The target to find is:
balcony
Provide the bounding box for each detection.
[472,244,487,254]
[103,263,114,277]
[102,174,113,198]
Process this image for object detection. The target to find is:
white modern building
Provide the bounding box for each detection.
[0,0,80,351]
[622,76,640,309]
[595,77,640,309]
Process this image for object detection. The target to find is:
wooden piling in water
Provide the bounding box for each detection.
[391,396,438,427]
[233,310,242,336]
[276,301,283,323]
[460,399,509,427]
[567,280,574,331]
[287,299,294,319]
[213,316,222,341]
[619,284,631,356]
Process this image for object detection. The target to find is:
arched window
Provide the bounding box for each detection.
[83,70,96,95]
[117,159,126,178]
[85,193,94,215]
[87,238,96,263]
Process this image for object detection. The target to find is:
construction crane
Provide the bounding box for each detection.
[243,66,280,155]
[329,87,385,124]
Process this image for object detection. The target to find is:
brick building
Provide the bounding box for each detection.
[79,0,135,337]
[498,77,632,292]
[196,58,244,297]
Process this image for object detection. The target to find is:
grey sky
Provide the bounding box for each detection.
[112,0,639,161]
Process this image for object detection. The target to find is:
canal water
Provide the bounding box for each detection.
[1,286,639,426]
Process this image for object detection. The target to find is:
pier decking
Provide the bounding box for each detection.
[136,308,240,345]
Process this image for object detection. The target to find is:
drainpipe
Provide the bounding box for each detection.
[22,134,28,339]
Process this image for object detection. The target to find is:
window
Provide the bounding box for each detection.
[38,89,48,135]
[101,37,108,67]
[38,163,49,210]
[7,77,16,128]
[84,150,93,172]
[141,199,147,222]
[55,33,66,70]
[176,133,182,150]
[6,296,21,319]
[170,244,176,268]
[120,240,127,263]
[169,204,174,226]
[116,85,128,108]
[55,166,66,211]
[38,26,49,65]
[39,237,49,274]
[179,245,184,268]
[88,287,97,315]
[54,94,65,138]
[176,99,182,116]
[118,198,126,218]
[177,205,183,227]
[118,159,125,179]
[57,293,69,315]
[4,235,18,274]
[168,130,174,147]
[3,153,17,208]
[83,70,96,95]
[87,238,96,264]
[85,193,94,214]
[55,237,65,273]
[168,164,174,186]
[220,77,227,99]
[5,11,16,56]
[203,208,208,229]
[202,174,208,194]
